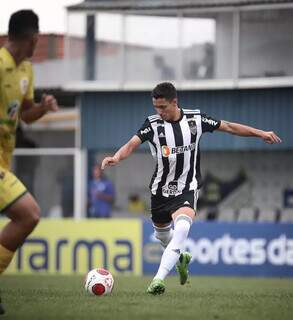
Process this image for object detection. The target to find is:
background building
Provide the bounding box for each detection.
[62,0,293,221]
[2,0,292,221]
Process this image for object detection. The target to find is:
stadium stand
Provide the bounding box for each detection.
[217,208,236,222]
[257,208,278,223]
[237,207,257,222]
[280,208,293,223]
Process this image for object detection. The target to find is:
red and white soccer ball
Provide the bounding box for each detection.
[84,268,114,296]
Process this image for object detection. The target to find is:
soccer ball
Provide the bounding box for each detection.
[84,268,114,296]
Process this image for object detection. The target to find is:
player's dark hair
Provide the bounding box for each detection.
[8,10,39,40]
[151,82,177,101]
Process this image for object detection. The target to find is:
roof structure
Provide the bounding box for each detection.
[67,0,293,12]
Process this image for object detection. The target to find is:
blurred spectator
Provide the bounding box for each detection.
[128,194,146,214]
[88,164,115,218]
[154,55,175,80]
[198,42,214,78]
[185,42,214,79]
[206,208,218,221]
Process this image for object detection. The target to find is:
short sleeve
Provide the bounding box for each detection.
[24,63,34,101]
[136,118,154,143]
[201,114,221,133]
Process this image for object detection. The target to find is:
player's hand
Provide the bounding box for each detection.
[41,94,59,113]
[101,156,119,170]
[261,131,282,144]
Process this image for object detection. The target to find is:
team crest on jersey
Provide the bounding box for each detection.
[187,119,197,135]
[20,77,29,95]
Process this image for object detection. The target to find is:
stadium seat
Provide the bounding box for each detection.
[257,208,277,223]
[237,207,256,222]
[217,208,236,222]
[280,208,293,223]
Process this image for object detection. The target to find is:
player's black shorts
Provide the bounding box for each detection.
[151,190,199,224]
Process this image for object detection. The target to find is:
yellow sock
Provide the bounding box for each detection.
[0,244,14,274]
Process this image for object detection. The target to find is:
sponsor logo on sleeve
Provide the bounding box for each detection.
[202,117,218,127]
[140,127,151,135]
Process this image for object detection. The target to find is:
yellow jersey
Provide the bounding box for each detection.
[0,47,34,170]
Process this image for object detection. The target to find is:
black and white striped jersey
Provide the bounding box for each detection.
[136,108,221,198]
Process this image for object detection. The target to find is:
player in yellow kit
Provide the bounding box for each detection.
[0,10,58,314]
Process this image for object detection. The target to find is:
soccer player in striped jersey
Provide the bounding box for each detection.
[101,82,281,295]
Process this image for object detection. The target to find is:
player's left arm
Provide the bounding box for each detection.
[217,120,282,144]
[20,94,59,124]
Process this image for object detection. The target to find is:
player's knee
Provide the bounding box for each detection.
[174,214,193,227]
[24,203,41,229]
[154,230,170,242]
[153,223,173,246]
[30,204,41,226]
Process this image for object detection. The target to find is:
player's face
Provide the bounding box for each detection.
[153,97,178,121]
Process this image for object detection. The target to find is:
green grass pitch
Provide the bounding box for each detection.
[1,275,293,320]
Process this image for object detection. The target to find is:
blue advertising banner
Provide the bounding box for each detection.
[143,222,293,277]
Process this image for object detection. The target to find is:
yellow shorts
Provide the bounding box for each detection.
[0,167,27,213]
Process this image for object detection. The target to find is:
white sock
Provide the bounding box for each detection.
[153,223,173,249]
[154,215,192,281]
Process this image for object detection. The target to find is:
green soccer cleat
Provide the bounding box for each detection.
[176,252,192,285]
[146,278,165,295]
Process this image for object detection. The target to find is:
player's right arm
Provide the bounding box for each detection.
[101,135,141,169]
[101,118,154,170]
